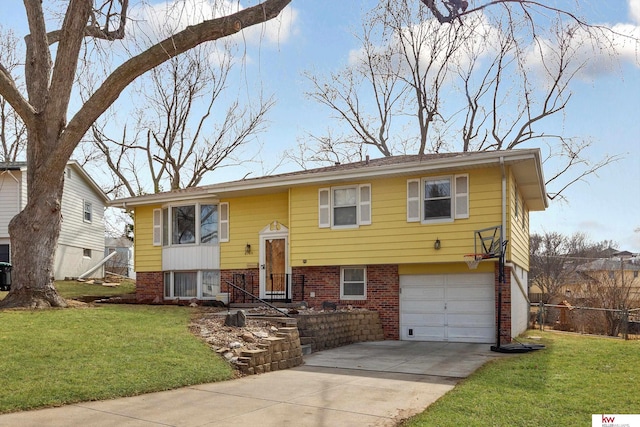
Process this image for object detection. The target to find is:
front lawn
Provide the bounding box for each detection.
[0,305,233,413]
[402,331,640,426]
[0,280,136,301]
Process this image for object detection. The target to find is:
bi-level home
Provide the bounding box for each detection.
[0,161,109,279]
[112,149,547,344]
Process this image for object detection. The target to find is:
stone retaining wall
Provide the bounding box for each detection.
[295,311,385,352]
[235,327,303,375]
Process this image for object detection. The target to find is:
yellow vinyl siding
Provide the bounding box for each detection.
[133,205,162,272]
[507,168,530,269]
[399,262,495,275]
[220,192,289,269]
[289,167,504,267]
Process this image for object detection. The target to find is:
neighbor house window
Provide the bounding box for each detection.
[164,270,219,299]
[318,185,371,229]
[407,174,468,223]
[340,266,366,300]
[83,200,92,223]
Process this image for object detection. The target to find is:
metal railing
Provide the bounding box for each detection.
[226,273,305,305]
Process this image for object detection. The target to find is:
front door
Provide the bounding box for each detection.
[259,221,289,300]
[265,238,286,296]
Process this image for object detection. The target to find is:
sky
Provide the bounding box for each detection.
[1,0,639,252]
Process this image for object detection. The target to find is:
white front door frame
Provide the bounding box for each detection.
[258,221,290,299]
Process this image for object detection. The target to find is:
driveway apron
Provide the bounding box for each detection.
[0,341,505,427]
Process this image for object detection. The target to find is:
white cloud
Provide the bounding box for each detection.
[630,0,640,25]
[127,0,298,49]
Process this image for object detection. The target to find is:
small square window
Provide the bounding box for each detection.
[83,201,92,223]
[340,266,366,300]
[83,248,92,258]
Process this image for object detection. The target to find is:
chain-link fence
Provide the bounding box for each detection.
[531,302,640,340]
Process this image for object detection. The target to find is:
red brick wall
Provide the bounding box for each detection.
[292,264,399,340]
[495,263,512,345]
[136,271,164,303]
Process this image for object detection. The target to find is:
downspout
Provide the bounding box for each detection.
[500,156,506,251]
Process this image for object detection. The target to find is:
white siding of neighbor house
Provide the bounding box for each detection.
[54,166,106,279]
[0,171,21,238]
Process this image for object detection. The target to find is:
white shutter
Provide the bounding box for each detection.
[219,202,229,242]
[359,184,371,225]
[455,174,469,219]
[407,179,420,222]
[153,209,162,246]
[318,188,330,228]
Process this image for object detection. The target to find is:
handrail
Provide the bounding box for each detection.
[223,279,291,317]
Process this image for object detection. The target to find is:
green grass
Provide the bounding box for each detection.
[53,280,136,299]
[0,305,233,413]
[0,280,136,301]
[403,331,640,427]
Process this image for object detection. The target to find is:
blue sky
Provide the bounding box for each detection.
[1,0,639,252]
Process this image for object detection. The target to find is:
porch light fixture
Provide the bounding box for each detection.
[434,238,441,250]
[245,243,252,255]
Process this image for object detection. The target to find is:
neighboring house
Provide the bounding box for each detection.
[0,161,108,279]
[105,236,134,279]
[111,149,548,344]
[570,256,640,303]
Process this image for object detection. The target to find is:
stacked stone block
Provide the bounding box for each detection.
[295,311,385,352]
[235,327,303,376]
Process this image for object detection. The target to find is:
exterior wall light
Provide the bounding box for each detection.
[245,243,252,255]
[434,239,441,250]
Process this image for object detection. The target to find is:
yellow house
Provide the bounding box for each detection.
[112,149,547,344]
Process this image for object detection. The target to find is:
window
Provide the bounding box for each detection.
[164,270,220,299]
[200,204,218,244]
[83,200,92,223]
[407,175,468,223]
[341,267,366,300]
[172,205,196,244]
[83,248,92,258]
[156,203,224,246]
[318,185,371,229]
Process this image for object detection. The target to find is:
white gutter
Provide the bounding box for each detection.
[78,251,117,279]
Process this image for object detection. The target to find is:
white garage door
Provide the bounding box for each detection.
[400,273,495,343]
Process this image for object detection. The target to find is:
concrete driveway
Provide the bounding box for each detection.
[0,341,506,427]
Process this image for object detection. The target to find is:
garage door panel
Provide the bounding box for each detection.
[447,300,493,313]
[401,313,445,326]
[400,273,495,343]
[403,326,446,341]
[447,327,495,343]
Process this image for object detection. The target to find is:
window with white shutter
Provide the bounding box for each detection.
[219,202,229,242]
[153,209,162,246]
[454,174,469,219]
[407,179,420,222]
[359,184,371,225]
[318,188,330,228]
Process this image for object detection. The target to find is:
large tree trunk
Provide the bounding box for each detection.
[1,161,67,308]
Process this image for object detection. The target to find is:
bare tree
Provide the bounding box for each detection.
[88,44,274,197]
[574,259,639,336]
[529,231,613,301]
[0,25,26,162]
[300,0,628,200]
[0,0,292,308]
